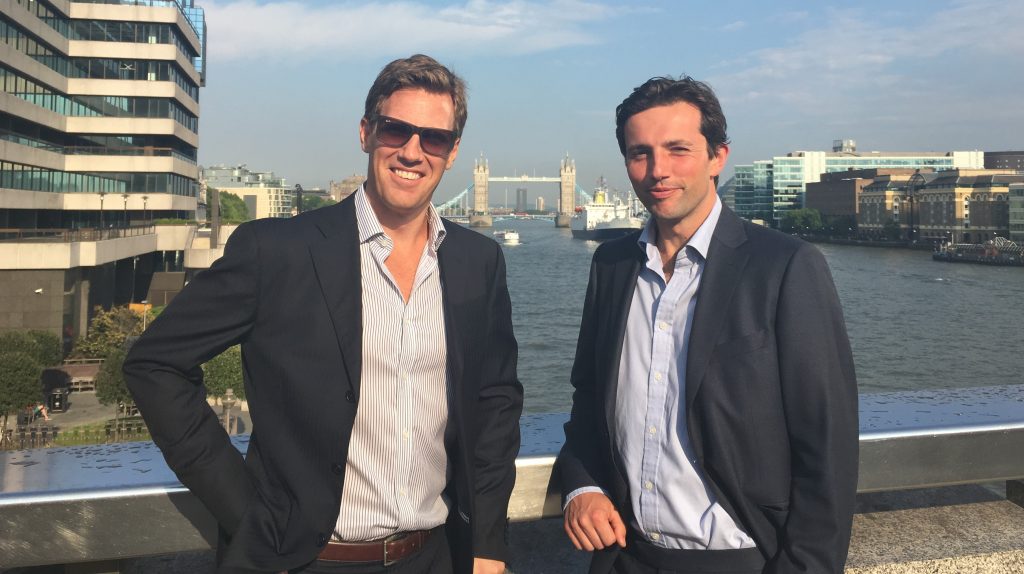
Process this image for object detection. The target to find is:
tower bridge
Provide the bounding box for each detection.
[462,154,577,228]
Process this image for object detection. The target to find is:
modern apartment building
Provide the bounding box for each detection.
[202,164,293,219]
[734,140,984,226]
[0,0,207,335]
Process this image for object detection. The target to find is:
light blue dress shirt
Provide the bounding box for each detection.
[566,198,756,550]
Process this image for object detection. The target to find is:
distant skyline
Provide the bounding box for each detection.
[197,0,1024,204]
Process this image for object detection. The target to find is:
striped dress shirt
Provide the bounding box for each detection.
[334,187,452,541]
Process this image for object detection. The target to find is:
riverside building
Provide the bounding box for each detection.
[1010,183,1024,243]
[858,169,1024,244]
[733,139,984,226]
[201,164,292,219]
[0,0,207,335]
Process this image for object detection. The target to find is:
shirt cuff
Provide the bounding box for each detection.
[563,486,611,512]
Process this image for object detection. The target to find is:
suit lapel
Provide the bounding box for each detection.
[308,198,363,397]
[437,220,465,405]
[685,208,749,413]
[602,240,644,455]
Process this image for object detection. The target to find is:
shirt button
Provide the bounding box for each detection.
[345,390,356,403]
[402,429,410,440]
[658,321,669,331]
[399,488,407,496]
[330,463,343,476]
[316,533,328,547]
[648,426,657,435]
[644,481,653,491]
[649,532,660,541]
[654,372,662,382]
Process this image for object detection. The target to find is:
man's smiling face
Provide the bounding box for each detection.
[360,88,460,226]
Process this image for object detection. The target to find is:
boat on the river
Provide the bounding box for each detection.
[932,237,1024,266]
[493,229,520,245]
[571,179,644,241]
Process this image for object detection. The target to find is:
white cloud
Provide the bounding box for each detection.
[711,1,1024,115]
[721,20,746,32]
[204,0,618,61]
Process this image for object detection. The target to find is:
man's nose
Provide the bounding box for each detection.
[649,150,669,180]
[398,134,425,161]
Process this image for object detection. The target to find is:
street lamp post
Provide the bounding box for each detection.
[98,191,106,230]
[121,193,129,228]
[142,195,149,223]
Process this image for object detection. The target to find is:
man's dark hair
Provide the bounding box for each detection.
[615,75,729,159]
[364,54,468,136]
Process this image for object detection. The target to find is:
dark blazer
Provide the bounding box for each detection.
[556,206,858,573]
[124,195,523,573]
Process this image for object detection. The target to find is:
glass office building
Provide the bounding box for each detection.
[0,0,207,334]
[733,141,984,226]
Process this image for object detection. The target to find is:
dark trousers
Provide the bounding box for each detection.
[292,529,453,574]
[610,532,764,574]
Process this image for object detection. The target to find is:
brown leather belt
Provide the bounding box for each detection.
[318,527,438,566]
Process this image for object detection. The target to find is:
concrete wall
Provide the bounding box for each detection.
[0,269,65,334]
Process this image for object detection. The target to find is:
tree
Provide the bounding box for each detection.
[207,187,250,223]
[71,306,143,359]
[94,347,134,437]
[0,351,44,435]
[883,219,902,241]
[202,345,245,401]
[300,195,337,212]
[0,330,62,367]
[780,208,823,234]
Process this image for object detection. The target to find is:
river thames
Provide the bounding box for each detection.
[493,218,1024,414]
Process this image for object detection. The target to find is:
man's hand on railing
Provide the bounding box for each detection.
[563,492,627,551]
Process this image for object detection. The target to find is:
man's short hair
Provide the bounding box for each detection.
[364,54,468,136]
[615,76,729,159]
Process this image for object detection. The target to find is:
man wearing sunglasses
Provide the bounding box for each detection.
[125,54,521,574]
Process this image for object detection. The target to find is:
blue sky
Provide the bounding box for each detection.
[197,0,1024,204]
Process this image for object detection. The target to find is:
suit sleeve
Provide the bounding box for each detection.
[768,243,859,573]
[471,244,525,562]
[123,222,261,536]
[556,253,611,498]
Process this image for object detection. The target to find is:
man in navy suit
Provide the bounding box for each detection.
[125,55,521,574]
[557,76,858,574]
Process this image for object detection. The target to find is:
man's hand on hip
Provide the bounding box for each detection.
[473,557,506,573]
[563,491,627,551]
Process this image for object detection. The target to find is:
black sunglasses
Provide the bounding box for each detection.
[372,115,458,158]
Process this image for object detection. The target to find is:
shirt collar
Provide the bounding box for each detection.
[354,186,447,252]
[637,195,722,261]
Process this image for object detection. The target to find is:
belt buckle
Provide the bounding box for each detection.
[382,531,405,567]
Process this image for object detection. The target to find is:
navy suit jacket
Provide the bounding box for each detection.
[124,195,523,573]
[556,206,858,573]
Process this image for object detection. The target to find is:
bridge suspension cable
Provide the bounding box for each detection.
[576,183,593,205]
[434,185,472,211]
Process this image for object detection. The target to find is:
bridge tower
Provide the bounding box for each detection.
[470,154,492,228]
[556,154,576,228]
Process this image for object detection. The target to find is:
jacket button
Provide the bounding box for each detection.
[345,390,355,403]
[316,533,327,547]
[331,463,343,476]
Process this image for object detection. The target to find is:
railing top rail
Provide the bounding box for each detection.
[1,386,1023,569]
[1,386,1022,499]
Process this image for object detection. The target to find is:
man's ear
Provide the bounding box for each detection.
[359,117,371,153]
[445,138,461,170]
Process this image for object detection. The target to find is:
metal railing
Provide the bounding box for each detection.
[0,225,156,243]
[1,385,1023,569]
